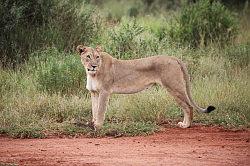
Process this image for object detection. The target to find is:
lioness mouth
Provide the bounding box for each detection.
[87,68,96,71]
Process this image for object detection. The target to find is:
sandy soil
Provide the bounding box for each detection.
[0,126,249,166]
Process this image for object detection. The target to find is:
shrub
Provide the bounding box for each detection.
[0,0,54,66]
[48,0,101,51]
[0,0,101,67]
[27,48,87,95]
[105,18,159,59]
[137,16,170,41]
[107,19,145,58]
[168,0,238,48]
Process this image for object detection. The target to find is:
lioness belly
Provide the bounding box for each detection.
[112,82,154,94]
[111,74,156,94]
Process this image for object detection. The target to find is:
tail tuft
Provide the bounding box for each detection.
[205,106,216,113]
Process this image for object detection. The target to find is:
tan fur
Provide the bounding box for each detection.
[76,45,209,130]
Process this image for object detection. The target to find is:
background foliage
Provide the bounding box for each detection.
[168,0,239,47]
[0,0,249,138]
[0,0,101,66]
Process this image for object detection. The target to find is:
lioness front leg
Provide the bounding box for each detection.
[94,91,110,130]
[91,92,99,125]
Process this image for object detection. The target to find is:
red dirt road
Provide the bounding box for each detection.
[0,126,249,166]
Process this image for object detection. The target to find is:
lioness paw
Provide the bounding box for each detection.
[94,123,103,131]
[178,122,191,128]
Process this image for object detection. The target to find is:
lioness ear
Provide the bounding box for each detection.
[76,45,87,54]
[96,45,102,52]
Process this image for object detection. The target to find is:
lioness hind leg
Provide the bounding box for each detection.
[166,89,193,128]
[176,98,193,128]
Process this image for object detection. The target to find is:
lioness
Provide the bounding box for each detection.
[77,45,215,130]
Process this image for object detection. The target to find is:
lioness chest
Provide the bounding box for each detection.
[86,75,99,92]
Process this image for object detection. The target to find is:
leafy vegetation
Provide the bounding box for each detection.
[0,0,249,138]
[0,0,101,66]
[168,0,239,48]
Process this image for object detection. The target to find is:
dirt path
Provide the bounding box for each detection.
[0,126,249,166]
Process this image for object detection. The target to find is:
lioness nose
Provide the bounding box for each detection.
[91,65,97,68]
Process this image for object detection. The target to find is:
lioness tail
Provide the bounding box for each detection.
[177,60,216,113]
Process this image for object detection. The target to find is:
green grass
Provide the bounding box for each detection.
[0,48,249,138]
[0,1,249,138]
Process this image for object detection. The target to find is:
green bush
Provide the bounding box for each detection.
[48,0,101,51]
[27,48,87,95]
[105,18,159,59]
[0,0,54,66]
[107,19,145,58]
[168,0,238,48]
[0,0,101,67]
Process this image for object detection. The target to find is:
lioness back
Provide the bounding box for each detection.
[110,55,184,94]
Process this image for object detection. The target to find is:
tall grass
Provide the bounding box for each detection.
[0,0,249,138]
[1,46,249,138]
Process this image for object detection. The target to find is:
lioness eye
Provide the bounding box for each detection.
[96,56,100,59]
[86,55,91,59]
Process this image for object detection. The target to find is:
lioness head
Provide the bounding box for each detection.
[77,45,102,76]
